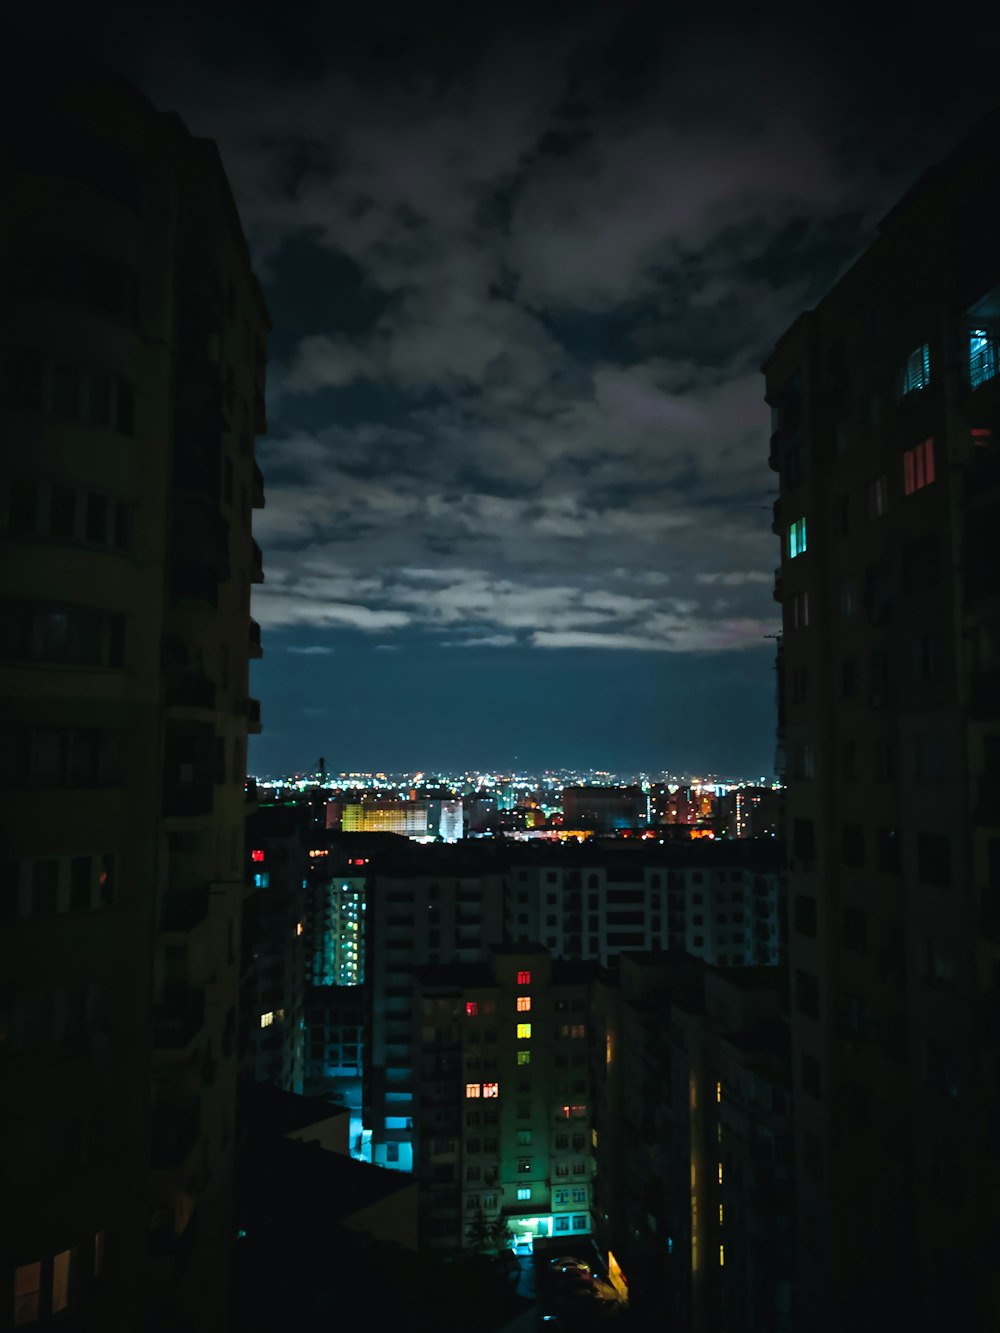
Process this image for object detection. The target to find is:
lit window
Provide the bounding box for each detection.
[466,1001,478,1016]
[718,1162,723,1184]
[571,1104,586,1118]
[716,1080,722,1103]
[517,1186,531,1201]
[719,1245,725,1267]
[517,1158,531,1173]
[969,330,998,388]
[296,921,303,936]
[251,849,265,863]
[260,1011,274,1028]
[516,970,531,985]
[465,1083,481,1098]
[517,1051,531,1066]
[94,1231,104,1279]
[903,439,935,495]
[52,1249,72,1313]
[592,1128,598,1148]
[899,342,931,395]
[719,1204,724,1224]
[14,1261,42,1324]
[516,996,531,1012]
[788,517,807,559]
[482,1082,499,1099]
[516,1023,531,1039]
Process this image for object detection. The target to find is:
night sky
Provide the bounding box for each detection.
[53,4,995,775]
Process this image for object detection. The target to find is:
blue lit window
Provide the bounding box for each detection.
[969,329,999,389]
[788,518,807,559]
[899,343,930,396]
[254,872,269,888]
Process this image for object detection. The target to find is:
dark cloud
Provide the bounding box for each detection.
[52,3,998,769]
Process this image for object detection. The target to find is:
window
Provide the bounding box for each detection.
[795,969,819,1020]
[465,1001,478,1016]
[968,328,998,388]
[842,823,865,868]
[516,970,530,985]
[792,818,816,862]
[903,439,935,494]
[260,1011,274,1028]
[838,578,858,619]
[516,996,531,1012]
[801,1051,821,1098]
[573,1215,588,1230]
[793,742,815,780]
[466,1083,481,1098]
[516,1023,531,1040]
[482,1082,498,1099]
[788,517,807,558]
[14,1261,41,1325]
[794,894,817,938]
[876,827,900,874]
[555,1217,570,1232]
[867,475,887,519]
[572,1188,587,1202]
[899,342,930,395]
[517,1158,531,1173]
[844,908,867,953]
[917,832,951,887]
[516,1130,532,1146]
[517,1051,531,1066]
[517,1186,531,1201]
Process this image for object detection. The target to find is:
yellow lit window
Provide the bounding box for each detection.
[718,1162,723,1185]
[296,921,304,936]
[592,1128,598,1148]
[516,1023,531,1039]
[517,1051,531,1065]
[516,996,531,1012]
[52,1249,71,1313]
[482,1082,499,1098]
[719,1204,724,1224]
[466,1083,481,1098]
[716,1080,721,1103]
[260,1011,274,1028]
[719,1244,725,1267]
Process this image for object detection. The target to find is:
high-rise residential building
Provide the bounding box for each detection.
[1,52,267,1330]
[412,946,596,1253]
[562,784,648,832]
[765,110,1000,1332]
[507,843,784,968]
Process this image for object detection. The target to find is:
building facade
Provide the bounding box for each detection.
[766,110,1000,1331]
[1,52,267,1331]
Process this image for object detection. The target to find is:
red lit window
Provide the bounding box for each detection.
[516,970,531,985]
[972,428,992,447]
[251,849,265,863]
[903,439,935,495]
[482,1082,499,1098]
[466,1001,478,1016]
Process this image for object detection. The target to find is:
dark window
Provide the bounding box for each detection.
[876,828,900,873]
[9,351,44,410]
[842,823,865,868]
[223,455,234,504]
[901,533,940,594]
[8,478,38,534]
[840,659,858,699]
[841,739,858,781]
[69,857,92,910]
[801,1052,821,1098]
[843,908,867,953]
[792,818,816,861]
[794,894,817,938]
[88,373,112,427]
[85,494,108,544]
[50,485,76,538]
[113,502,129,550]
[116,382,134,435]
[804,1132,823,1180]
[795,969,819,1019]
[52,363,81,416]
[31,860,59,915]
[917,832,951,887]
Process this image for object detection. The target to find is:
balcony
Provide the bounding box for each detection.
[771,498,781,535]
[254,387,267,435]
[160,886,210,933]
[251,460,266,509]
[249,617,263,659]
[153,988,205,1050]
[251,538,264,584]
[773,566,783,603]
[768,431,781,471]
[239,696,262,734]
[165,674,217,711]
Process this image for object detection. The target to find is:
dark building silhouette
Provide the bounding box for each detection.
[562,784,648,832]
[1,49,267,1330]
[765,110,1000,1332]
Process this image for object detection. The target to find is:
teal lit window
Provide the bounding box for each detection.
[969,329,999,388]
[899,343,930,396]
[788,518,807,559]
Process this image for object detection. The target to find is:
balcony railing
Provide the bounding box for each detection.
[252,460,266,509]
[251,539,264,584]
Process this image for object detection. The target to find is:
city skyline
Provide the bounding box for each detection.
[70,4,996,776]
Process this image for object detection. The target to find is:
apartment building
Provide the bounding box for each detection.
[765,109,1000,1331]
[413,946,596,1252]
[0,51,267,1330]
